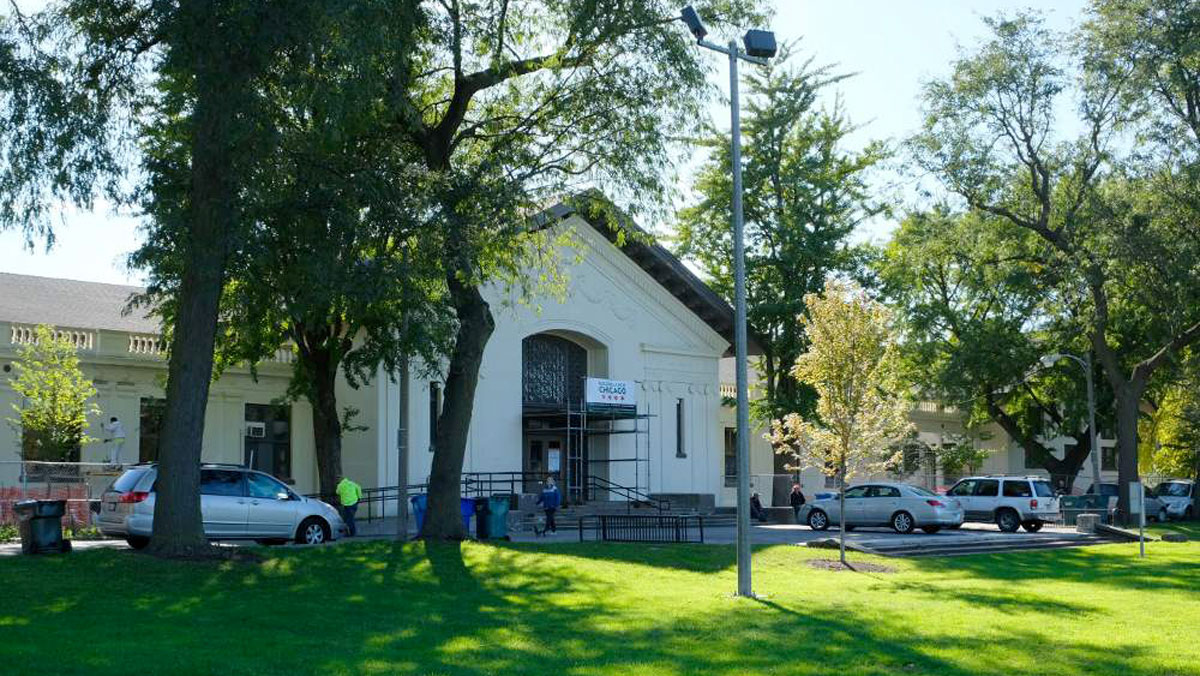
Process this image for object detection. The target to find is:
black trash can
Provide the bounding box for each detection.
[474,497,491,540]
[13,500,71,555]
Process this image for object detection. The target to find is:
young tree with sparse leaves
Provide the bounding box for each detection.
[768,280,912,566]
[6,325,99,463]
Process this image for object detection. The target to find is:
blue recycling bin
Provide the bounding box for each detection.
[460,498,475,532]
[410,494,427,532]
[409,494,474,533]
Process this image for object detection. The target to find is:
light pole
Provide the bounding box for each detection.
[1041,352,1101,491]
[680,6,776,598]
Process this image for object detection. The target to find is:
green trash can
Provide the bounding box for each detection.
[487,495,511,540]
[13,500,71,555]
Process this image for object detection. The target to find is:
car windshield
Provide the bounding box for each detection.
[1156,482,1191,497]
[111,468,151,493]
[907,486,939,497]
[1033,481,1054,497]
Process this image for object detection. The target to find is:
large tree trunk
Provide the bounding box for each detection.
[147,6,238,557]
[1056,432,1093,492]
[422,278,495,540]
[1114,386,1143,524]
[309,349,343,502]
[985,395,1092,492]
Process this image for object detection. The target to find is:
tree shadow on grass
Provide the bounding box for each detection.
[0,541,1187,675]
[887,581,1104,617]
[485,540,741,574]
[906,544,1200,593]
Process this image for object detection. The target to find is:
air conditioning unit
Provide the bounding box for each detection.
[246,422,267,439]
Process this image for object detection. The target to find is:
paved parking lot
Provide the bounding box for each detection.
[1,520,1103,557]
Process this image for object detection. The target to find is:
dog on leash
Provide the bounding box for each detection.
[532,514,548,537]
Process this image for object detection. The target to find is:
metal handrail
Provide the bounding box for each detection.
[585,475,669,512]
[306,483,429,522]
[460,471,553,497]
[304,472,668,521]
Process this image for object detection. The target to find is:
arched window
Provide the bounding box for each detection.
[522,334,587,407]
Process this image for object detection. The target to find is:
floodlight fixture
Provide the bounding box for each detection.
[681,5,707,41]
[742,29,777,59]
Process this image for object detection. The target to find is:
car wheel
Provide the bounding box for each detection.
[1022,520,1043,533]
[921,526,941,534]
[996,509,1021,533]
[807,509,829,531]
[126,536,150,550]
[891,511,915,534]
[296,517,330,545]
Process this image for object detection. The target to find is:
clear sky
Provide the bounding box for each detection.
[0,1,1086,287]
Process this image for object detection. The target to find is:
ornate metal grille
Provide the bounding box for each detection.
[522,334,587,406]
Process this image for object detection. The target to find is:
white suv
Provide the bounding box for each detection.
[945,476,1060,533]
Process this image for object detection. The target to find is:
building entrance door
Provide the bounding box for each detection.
[524,436,564,493]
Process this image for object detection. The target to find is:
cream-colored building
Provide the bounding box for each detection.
[1,202,756,509]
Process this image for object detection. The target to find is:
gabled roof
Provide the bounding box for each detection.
[0,272,156,334]
[540,196,761,355]
[1,197,759,354]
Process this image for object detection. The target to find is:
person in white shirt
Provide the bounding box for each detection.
[101,416,127,465]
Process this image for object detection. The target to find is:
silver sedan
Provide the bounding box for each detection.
[98,464,346,549]
[805,482,965,534]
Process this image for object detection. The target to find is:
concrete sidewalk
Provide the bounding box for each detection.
[0,520,1101,557]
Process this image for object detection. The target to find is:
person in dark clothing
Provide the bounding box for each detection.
[789,484,807,524]
[750,492,768,523]
[537,477,562,534]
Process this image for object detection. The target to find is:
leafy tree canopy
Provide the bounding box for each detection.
[676,47,885,426]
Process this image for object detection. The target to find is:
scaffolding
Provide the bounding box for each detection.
[521,379,653,504]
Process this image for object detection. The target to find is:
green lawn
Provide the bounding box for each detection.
[2,527,1198,676]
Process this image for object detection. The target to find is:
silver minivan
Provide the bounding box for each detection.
[97,464,346,549]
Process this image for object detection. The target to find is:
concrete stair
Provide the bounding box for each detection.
[854,533,1115,558]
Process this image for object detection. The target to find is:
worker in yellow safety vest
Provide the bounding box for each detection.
[335,475,363,537]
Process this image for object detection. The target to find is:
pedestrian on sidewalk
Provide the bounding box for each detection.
[336,475,363,537]
[100,416,126,466]
[537,477,561,534]
[750,492,768,523]
[789,483,807,524]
